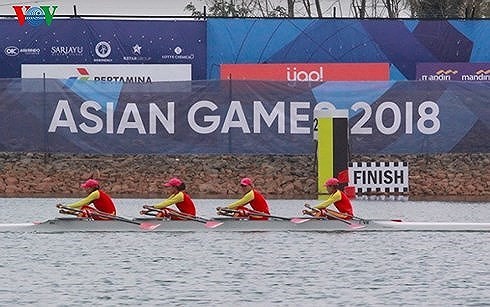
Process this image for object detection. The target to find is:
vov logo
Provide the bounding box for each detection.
[12,5,58,26]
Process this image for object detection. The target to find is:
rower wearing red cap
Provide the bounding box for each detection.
[64,179,117,220]
[217,177,270,220]
[147,177,196,219]
[303,177,354,220]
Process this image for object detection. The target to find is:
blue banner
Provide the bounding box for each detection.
[207,19,490,80]
[0,79,488,154]
[0,19,206,80]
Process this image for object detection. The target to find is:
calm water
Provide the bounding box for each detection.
[0,198,489,306]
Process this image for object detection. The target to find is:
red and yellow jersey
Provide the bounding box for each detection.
[154,191,196,216]
[67,190,116,215]
[227,189,270,214]
[314,190,353,217]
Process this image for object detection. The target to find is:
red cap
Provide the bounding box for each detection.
[163,177,182,187]
[81,179,99,189]
[240,177,253,186]
[324,178,339,187]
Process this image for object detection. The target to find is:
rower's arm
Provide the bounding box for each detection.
[154,192,184,209]
[227,190,254,209]
[67,190,100,209]
[314,190,342,209]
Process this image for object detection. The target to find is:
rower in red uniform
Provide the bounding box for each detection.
[148,177,196,220]
[65,179,117,220]
[217,177,270,220]
[304,177,354,220]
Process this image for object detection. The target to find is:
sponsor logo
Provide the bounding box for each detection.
[123,44,151,62]
[68,67,152,83]
[420,69,458,81]
[4,45,40,56]
[220,63,389,81]
[12,5,57,26]
[461,69,490,81]
[287,66,323,82]
[68,67,90,81]
[94,41,112,62]
[162,46,195,60]
[51,46,84,56]
[4,46,20,56]
[417,63,490,82]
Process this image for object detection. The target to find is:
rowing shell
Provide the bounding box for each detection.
[0,217,489,232]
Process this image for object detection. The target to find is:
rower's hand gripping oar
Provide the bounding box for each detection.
[291,204,365,229]
[142,205,223,229]
[56,204,160,231]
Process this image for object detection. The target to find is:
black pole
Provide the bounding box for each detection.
[73,5,77,17]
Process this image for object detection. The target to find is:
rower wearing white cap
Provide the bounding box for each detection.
[303,177,354,220]
[217,177,270,220]
[63,179,116,219]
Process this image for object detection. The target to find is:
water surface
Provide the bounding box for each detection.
[1,198,489,306]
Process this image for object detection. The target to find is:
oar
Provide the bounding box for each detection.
[220,208,292,221]
[341,212,403,223]
[58,208,79,216]
[291,205,365,229]
[142,205,223,229]
[56,204,160,231]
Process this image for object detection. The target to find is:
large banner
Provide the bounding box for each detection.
[220,63,389,81]
[208,19,490,80]
[416,63,490,81]
[0,19,206,80]
[0,79,488,154]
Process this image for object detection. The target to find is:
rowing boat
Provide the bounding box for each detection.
[0,217,489,233]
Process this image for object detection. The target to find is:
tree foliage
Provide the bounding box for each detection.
[184,0,489,18]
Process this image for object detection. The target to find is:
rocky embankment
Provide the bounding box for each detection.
[0,152,488,201]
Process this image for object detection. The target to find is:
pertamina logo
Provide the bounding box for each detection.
[420,69,458,81]
[68,68,90,81]
[12,5,58,26]
[69,67,151,83]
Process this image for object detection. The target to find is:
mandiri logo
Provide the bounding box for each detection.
[12,5,58,26]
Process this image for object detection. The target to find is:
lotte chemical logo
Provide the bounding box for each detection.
[12,5,58,26]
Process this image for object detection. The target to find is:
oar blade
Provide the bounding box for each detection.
[290,218,311,224]
[139,222,160,231]
[347,223,366,230]
[205,221,224,229]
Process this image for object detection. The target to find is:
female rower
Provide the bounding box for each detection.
[304,177,354,220]
[217,177,270,220]
[63,179,117,220]
[146,177,196,220]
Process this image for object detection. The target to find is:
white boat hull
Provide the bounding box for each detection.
[0,217,489,233]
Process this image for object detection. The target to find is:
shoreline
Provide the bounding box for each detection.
[0,152,488,202]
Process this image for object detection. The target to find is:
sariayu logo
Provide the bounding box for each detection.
[13,5,58,26]
[435,69,458,75]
